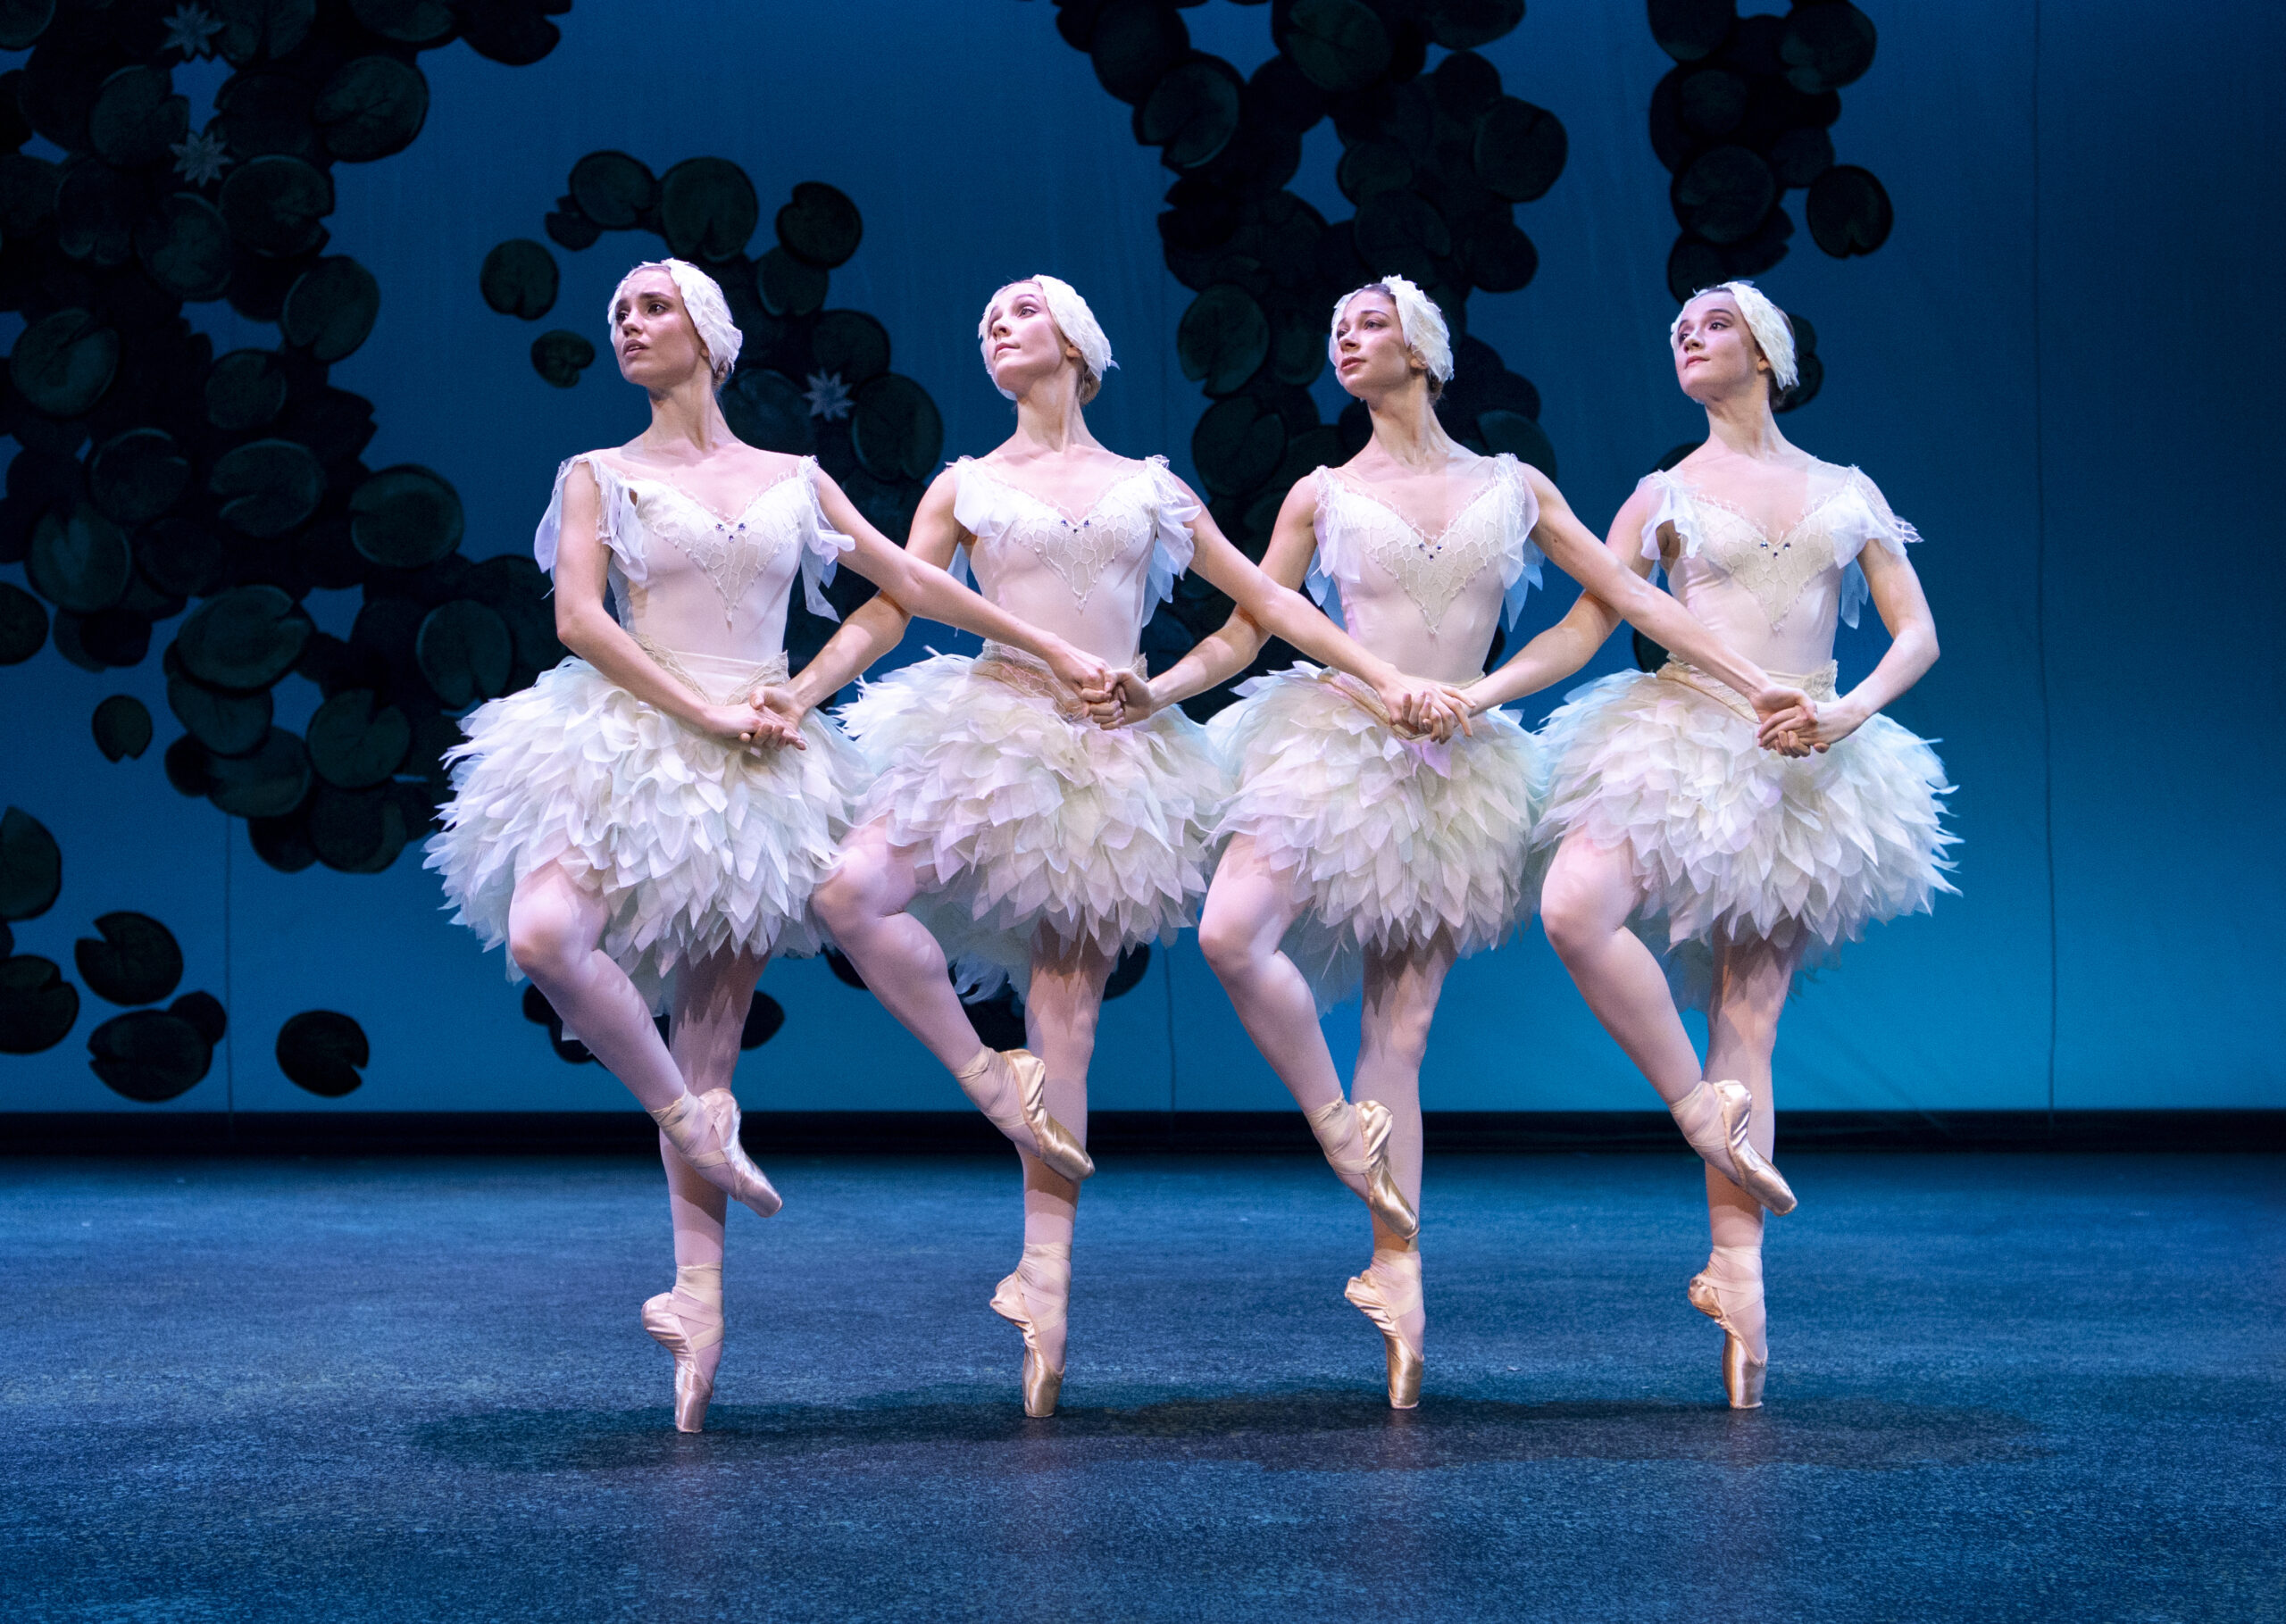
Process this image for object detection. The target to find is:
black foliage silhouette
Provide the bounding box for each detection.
[481,154,946,667]
[0,0,573,893]
[1647,0,1889,412]
[1044,0,1565,715]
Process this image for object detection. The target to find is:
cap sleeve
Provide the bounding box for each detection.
[1492,455,1546,631]
[534,454,646,583]
[1638,470,1709,569]
[1831,466,1923,629]
[797,457,855,620]
[1304,468,1354,631]
[946,457,1011,591]
[1141,454,1197,609]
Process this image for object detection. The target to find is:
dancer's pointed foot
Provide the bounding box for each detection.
[1669,1079,1796,1214]
[1688,1244,1768,1410]
[954,1047,1094,1183]
[650,1090,783,1219]
[642,1262,725,1432]
[1304,1095,1420,1241]
[989,1241,1072,1417]
[1344,1247,1424,1410]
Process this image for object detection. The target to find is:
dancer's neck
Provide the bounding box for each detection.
[1699,389,1791,462]
[1362,381,1457,471]
[635,375,737,463]
[1008,377,1099,458]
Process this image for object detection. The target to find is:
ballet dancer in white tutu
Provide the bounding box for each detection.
[1466,280,1954,1407]
[1116,278,1806,1408]
[426,260,1110,1431]
[800,276,1468,1416]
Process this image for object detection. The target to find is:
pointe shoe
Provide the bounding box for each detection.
[954,1048,1094,1183]
[649,1091,783,1219]
[1687,1247,1768,1410]
[1344,1248,1424,1410]
[989,1241,1071,1418]
[1304,1096,1420,1241]
[1668,1079,1796,1215]
[643,1262,724,1432]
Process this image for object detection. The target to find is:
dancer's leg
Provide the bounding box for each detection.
[1689,929,1807,1378]
[1199,839,1408,1228]
[1355,939,1456,1245]
[1342,939,1455,1393]
[993,935,1114,1384]
[644,946,768,1404]
[1538,835,1702,1106]
[507,860,777,1218]
[1541,832,1793,1212]
[810,820,983,1070]
[1197,837,1336,1112]
[814,820,1089,1178]
[508,859,689,1111]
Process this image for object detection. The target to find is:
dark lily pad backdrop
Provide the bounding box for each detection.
[0,0,2277,1114]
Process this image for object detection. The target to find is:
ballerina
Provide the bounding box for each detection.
[426,259,1110,1431]
[1116,277,1809,1408]
[1466,279,1954,1407]
[798,275,1468,1417]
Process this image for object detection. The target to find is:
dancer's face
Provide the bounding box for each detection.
[1331,291,1421,398]
[613,270,710,390]
[1671,293,1768,404]
[981,282,1079,397]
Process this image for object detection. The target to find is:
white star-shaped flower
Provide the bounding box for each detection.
[162,3,224,58]
[804,370,854,421]
[171,128,231,186]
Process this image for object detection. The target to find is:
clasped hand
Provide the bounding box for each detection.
[1072,666,1473,741]
[700,692,805,752]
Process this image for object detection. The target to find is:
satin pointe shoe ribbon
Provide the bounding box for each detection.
[642,1262,725,1433]
[1304,1095,1420,1241]
[989,1241,1072,1418]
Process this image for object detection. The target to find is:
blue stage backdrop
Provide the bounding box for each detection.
[0,0,2277,1115]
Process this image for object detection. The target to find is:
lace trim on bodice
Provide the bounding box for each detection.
[1307,454,1543,636]
[1640,463,1920,630]
[950,454,1197,612]
[532,453,853,623]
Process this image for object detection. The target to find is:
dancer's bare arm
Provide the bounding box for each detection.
[1131,476,1471,734]
[1524,471,1808,724]
[553,462,797,747]
[1765,535,1939,751]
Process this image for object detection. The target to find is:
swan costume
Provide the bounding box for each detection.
[837,455,1226,994]
[1536,460,1956,987]
[427,454,865,1006]
[1208,454,1548,1007]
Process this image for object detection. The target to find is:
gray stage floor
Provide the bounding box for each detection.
[1,1149,2279,1621]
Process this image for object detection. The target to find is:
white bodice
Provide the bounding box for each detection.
[948,454,1197,666]
[1306,453,1543,683]
[533,452,851,685]
[1640,459,1919,678]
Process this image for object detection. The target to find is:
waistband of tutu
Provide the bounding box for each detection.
[634,636,791,706]
[1656,659,1840,720]
[975,640,1143,719]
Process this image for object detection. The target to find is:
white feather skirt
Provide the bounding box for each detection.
[1208,664,1545,1010]
[425,658,863,1010]
[1535,662,1956,991]
[838,647,1226,996]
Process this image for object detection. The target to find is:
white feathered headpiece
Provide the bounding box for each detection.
[608,259,743,387]
[1328,276,1454,387]
[1672,279,1798,391]
[979,275,1115,403]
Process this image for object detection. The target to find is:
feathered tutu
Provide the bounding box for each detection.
[1209,664,1544,1009]
[1535,660,1956,992]
[838,644,1226,995]
[425,654,864,1010]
